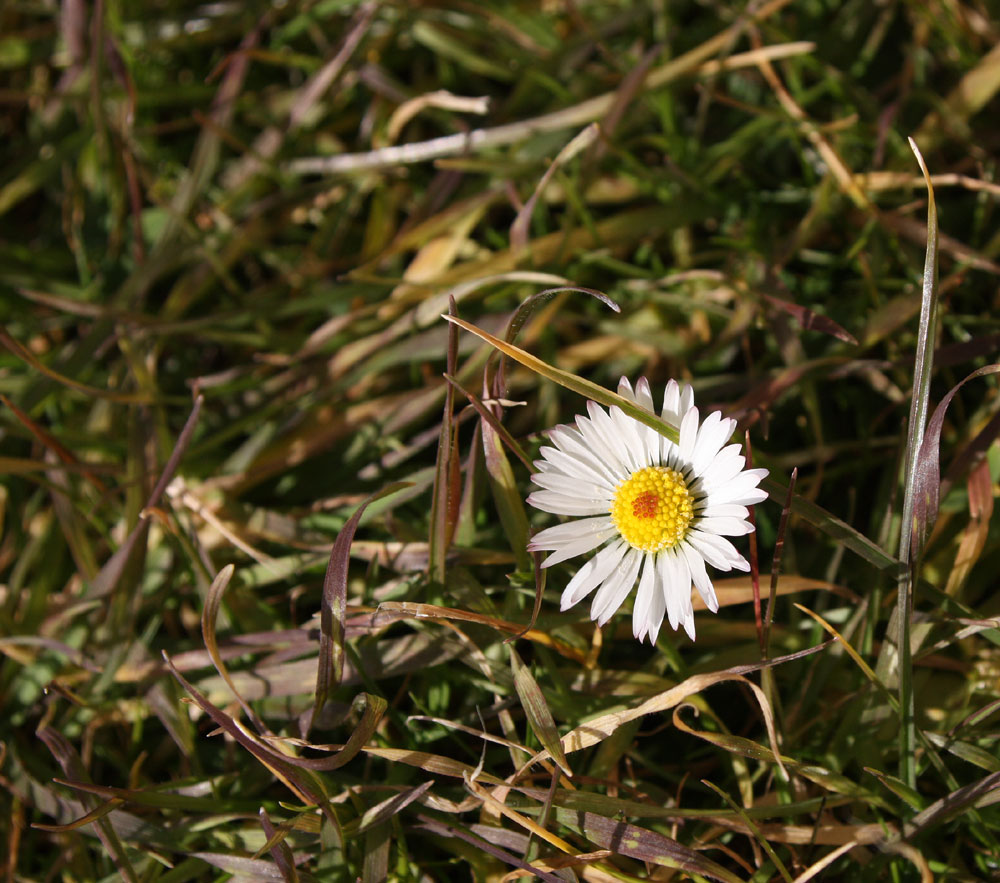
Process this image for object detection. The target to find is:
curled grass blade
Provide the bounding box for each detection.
[313,481,411,731]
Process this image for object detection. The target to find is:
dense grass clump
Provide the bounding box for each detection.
[1,1,999,880]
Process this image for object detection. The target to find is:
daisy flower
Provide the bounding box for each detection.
[526,377,768,643]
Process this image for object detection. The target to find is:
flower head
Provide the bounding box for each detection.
[527,377,768,643]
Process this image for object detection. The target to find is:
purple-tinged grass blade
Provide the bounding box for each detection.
[311,481,411,733]
[88,394,203,599]
[429,297,459,584]
[552,808,744,883]
[911,363,1000,557]
[35,728,139,883]
[161,653,343,839]
[760,292,858,344]
[414,816,566,883]
[258,808,299,883]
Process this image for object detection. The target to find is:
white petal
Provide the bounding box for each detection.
[617,376,635,400]
[613,406,658,471]
[697,516,754,537]
[561,540,628,609]
[535,446,615,490]
[691,411,737,476]
[590,402,643,473]
[528,516,614,550]
[631,553,660,642]
[686,530,750,572]
[531,470,611,501]
[576,411,630,476]
[591,548,642,626]
[541,533,616,568]
[679,406,700,463]
[679,541,719,612]
[527,490,609,516]
[658,550,690,633]
[543,434,620,487]
[698,503,749,519]
[699,445,746,487]
[702,468,769,505]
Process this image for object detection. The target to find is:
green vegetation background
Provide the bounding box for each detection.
[1,1,999,880]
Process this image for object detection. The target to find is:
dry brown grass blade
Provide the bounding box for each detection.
[529,667,788,781]
[943,460,993,595]
[705,574,844,611]
[373,601,586,662]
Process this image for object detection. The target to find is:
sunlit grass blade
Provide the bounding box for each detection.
[509,647,571,776]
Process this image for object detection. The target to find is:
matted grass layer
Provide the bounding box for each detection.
[1,1,999,881]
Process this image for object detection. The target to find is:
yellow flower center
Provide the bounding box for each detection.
[610,466,694,553]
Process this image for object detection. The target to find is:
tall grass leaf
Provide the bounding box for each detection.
[893,137,940,787]
[463,775,575,853]
[493,285,619,397]
[444,314,679,442]
[373,601,585,661]
[531,668,788,781]
[761,476,899,571]
[481,408,531,572]
[509,647,571,776]
[362,821,390,883]
[313,481,412,731]
[31,798,124,832]
[902,770,1000,837]
[924,733,1000,773]
[362,748,505,784]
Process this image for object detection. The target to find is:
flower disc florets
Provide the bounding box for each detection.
[610,466,693,552]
